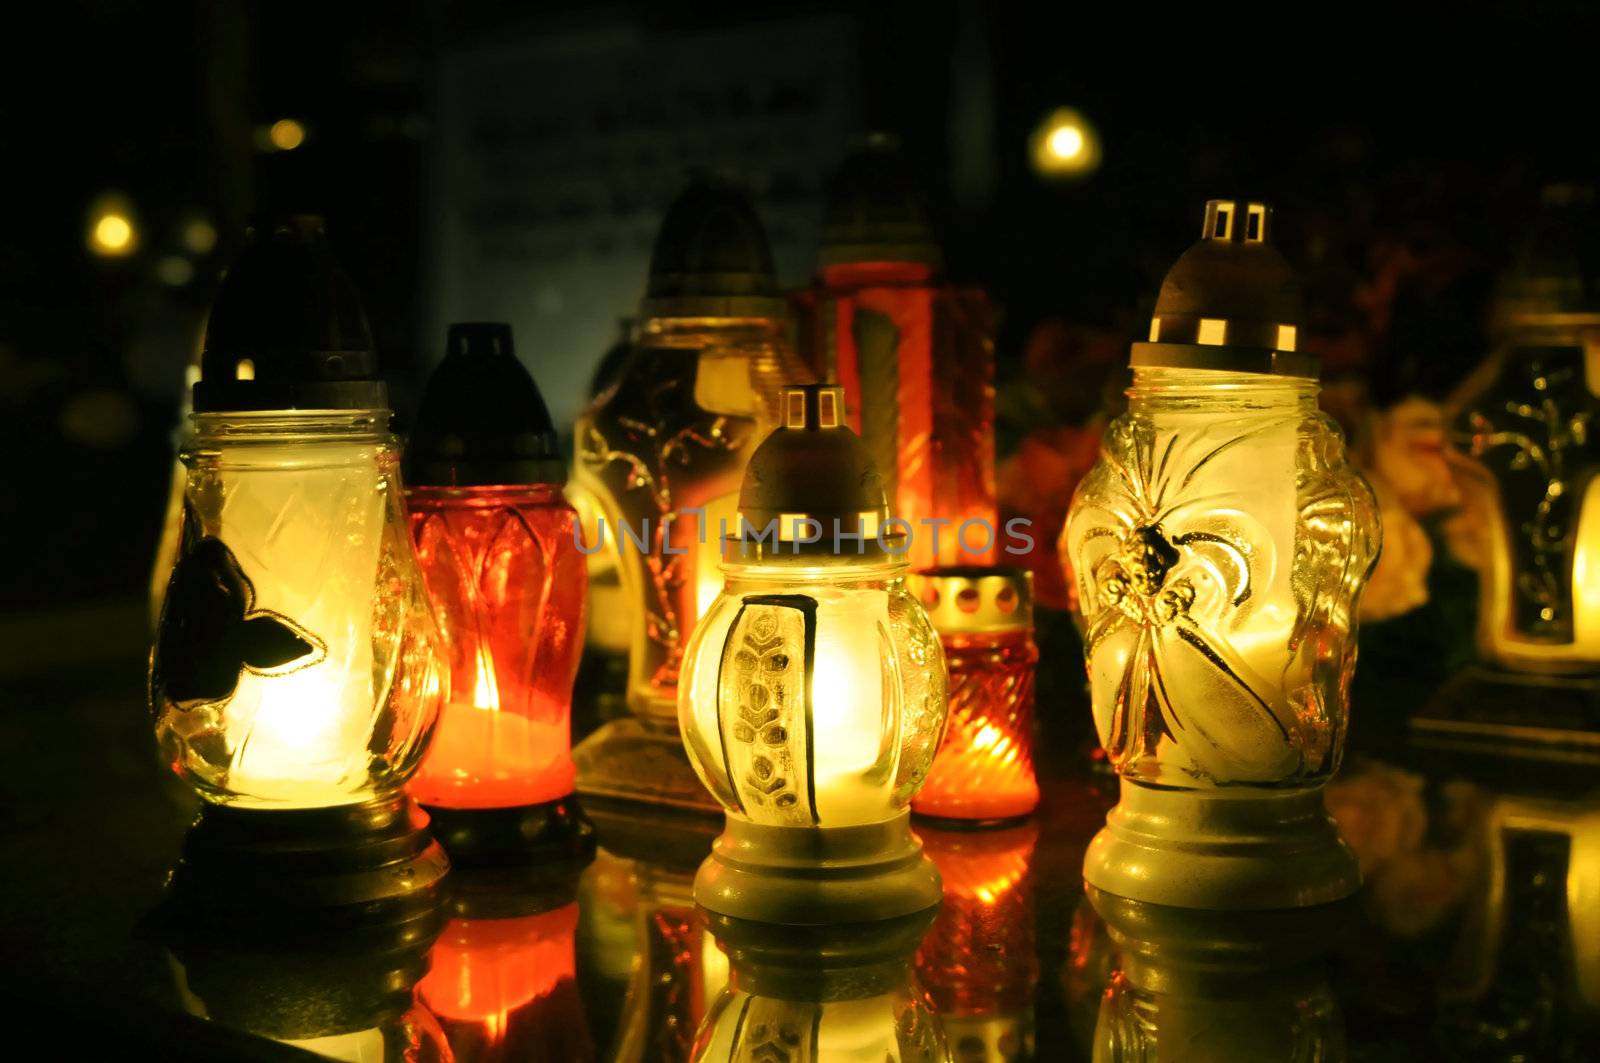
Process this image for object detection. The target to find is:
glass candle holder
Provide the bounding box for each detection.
[156,412,442,807]
[692,910,946,1063]
[569,176,813,811]
[679,385,949,924]
[1452,185,1600,675]
[796,134,997,570]
[405,323,591,862]
[1062,201,1379,909]
[909,567,1040,821]
[151,215,447,915]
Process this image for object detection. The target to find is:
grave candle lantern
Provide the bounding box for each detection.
[405,323,592,862]
[569,175,813,811]
[150,214,447,914]
[796,134,996,570]
[909,566,1040,822]
[678,384,949,924]
[1062,200,1380,909]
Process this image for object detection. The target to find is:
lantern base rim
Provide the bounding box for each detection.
[420,794,596,868]
[911,807,1038,830]
[1083,782,1359,910]
[694,810,942,924]
[573,716,721,812]
[167,795,449,926]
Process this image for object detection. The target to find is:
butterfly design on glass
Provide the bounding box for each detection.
[153,535,326,710]
[1069,417,1302,785]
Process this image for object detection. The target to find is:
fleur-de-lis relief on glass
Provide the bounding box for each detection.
[153,535,325,710]
[1066,406,1378,788]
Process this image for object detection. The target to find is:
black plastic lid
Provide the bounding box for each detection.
[640,174,787,319]
[404,323,564,487]
[820,133,943,268]
[193,214,387,412]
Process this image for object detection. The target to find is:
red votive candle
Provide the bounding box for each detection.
[909,567,1040,822]
[405,323,589,861]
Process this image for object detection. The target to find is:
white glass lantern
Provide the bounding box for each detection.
[678,384,948,924]
[1062,201,1380,909]
[151,216,447,913]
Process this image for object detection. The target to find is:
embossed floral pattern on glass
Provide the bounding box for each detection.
[152,412,444,808]
[679,567,947,828]
[1064,370,1379,789]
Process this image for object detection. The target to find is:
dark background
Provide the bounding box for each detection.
[1,0,1595,640]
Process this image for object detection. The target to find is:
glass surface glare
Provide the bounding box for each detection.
[151,411,445,808]
[1063,369,1379,788]
[679,559,947,828]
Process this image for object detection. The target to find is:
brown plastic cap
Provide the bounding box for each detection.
[1131,199,1315,378]
[735,384,889,550]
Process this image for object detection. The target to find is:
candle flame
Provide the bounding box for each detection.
[472,650,500,710]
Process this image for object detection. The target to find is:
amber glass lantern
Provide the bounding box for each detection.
[679,384,949,924]
[150,215,447,914]
[1418,186,1600,759]
[692,910,946,1062]
[909,567,1040,822]
[796,134,997,570]
[569,175,813,810]
[405,323,591,862]
[1062,200,1380,909]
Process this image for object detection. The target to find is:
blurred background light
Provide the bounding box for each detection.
[258,117,306,152]
[87,195,137,257]
[1029,106,1100,180]
[155,255,194,287]
[180,216,218,255]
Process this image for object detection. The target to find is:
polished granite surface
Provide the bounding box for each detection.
[2,607,1598,1061]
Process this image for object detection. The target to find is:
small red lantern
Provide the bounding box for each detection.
[909,567,1040,822]
[406,323,590,861]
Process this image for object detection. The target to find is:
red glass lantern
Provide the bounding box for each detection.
[910,567,1040,821]
[406,323,591,861]
[915,821,1039,1060]
[795,134,996,571]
